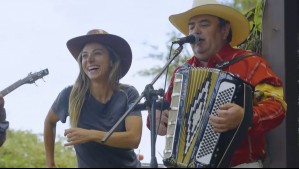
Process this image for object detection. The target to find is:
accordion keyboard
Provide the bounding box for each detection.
[196,81,235,165]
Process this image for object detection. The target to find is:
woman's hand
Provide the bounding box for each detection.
[64,128,92,146]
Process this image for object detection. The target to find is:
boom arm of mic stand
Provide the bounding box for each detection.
[101,45,184,143]
[101,93,144,143]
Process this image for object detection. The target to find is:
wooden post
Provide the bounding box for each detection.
[262,0,299,167]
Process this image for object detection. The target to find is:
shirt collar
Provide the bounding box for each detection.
[188,44,238,68]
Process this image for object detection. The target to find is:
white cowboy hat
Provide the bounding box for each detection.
[169,0,250,46]
[67,29,132,79]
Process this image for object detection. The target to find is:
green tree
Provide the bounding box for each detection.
[238,0,265,54]
[0,129,76,168]
[230,0,257,13]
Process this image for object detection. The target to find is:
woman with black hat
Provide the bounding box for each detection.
[44,29,142,168]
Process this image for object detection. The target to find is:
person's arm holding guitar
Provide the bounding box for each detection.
[0,68,49,147]
[0,95,8,147]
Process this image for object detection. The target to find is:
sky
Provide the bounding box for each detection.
[0,0,230,165]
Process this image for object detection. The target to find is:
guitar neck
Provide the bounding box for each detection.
[0,69,49,97]
[0,79,25,97]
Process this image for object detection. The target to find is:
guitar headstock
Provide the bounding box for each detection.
[25,68,49,84]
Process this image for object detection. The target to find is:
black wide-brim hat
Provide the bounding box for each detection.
[66,29,132,79]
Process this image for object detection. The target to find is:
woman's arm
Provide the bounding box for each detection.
[64,115,143,149]
[44,109,60,168]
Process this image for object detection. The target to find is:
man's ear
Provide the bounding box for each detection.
[222,23,231,41]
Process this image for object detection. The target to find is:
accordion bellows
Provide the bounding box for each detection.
[163,68,253,168]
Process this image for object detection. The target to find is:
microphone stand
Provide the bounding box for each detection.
[143,84,164,168]
[101,45,184,168]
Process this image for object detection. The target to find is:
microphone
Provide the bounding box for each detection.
[172,34,202,45]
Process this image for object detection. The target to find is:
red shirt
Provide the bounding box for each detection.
[146,44,286,166]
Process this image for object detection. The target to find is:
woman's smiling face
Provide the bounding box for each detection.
[81,43,112,81]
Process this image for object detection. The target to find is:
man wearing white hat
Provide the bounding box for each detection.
[147,0,287,168]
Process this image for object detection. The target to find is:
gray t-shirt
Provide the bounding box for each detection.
[51,85,142,168]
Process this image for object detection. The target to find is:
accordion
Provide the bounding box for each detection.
[163,67,253,168]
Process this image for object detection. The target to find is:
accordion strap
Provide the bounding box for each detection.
[215,53,257,70]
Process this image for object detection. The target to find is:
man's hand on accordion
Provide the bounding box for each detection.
[148,109,169,136]
[209,103,244,133]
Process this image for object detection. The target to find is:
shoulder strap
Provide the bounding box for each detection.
[215,53,257,70]
[181,62,193,68]
[174,62,193,74]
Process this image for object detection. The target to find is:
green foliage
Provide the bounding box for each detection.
[231,0,257,13]
[0,129,76,168]
[238,0,265,54]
